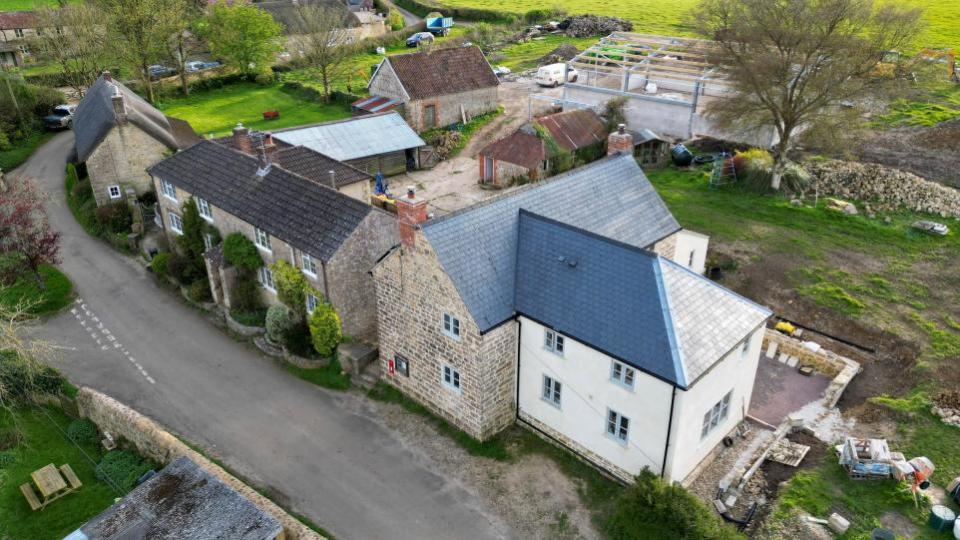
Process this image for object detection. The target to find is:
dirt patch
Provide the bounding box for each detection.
[935,390,960,409]
[857,119,960,189]
[879,510,920,538]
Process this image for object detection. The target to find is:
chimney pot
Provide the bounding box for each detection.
[328,170,337,189]
[103,70,113,82]
[406,185,416,199]
[618,123,626,134]
[397,188,427,247]
[607,124,634,156]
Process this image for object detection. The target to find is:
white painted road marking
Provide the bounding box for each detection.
[71,297,156,385]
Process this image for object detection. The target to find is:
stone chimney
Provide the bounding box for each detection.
[607,123,634,156]
[102,70,113,82]
[111,86,127,124]
[233,123,252,155]
[397,185,428,248]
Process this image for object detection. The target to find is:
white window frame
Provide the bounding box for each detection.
[202,233,214,252]
[701,391,732,440]
[14,28,24,38]
[168,212,183,234]
[161,179,177,201]
[306,292,319,314]
[254,226,272,252]
[196,197,213,222]
[107,185,122,200]
[258,266,276,292]
[610,360,636,390]
[442,312,461,340]
[606,409,630,444]
[302,253,318,277]
[441,364,461,392]
[544,329,565,356]
[541,374,561,408]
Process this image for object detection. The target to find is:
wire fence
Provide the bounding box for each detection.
[37,406,124,495]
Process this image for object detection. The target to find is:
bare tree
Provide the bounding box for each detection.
[0,304,59,414]
[291,4,355,102]
[692,0,923,189]
[30,4,112,98]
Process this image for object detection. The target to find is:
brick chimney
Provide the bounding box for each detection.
[111,85,127,124]
[263,132,277,157]
[102,70,113,82]
[607,123,633,156]
[233,123,252,155]
[397,185,427,248]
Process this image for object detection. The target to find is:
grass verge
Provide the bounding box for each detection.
[285,357,351,391]
[0,131,56,172]
[0,264,74,316]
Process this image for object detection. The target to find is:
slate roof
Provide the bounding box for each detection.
[70,456,282,540]
[421,152,681,331]
[272,146,371,188]
[72,74,197,163]
[0,10,36,30]
[271,112,425,162]
[515,211,770,388]
[379,45,499,100]
[479,128,544,170]
[537,109,607,151]
[148,140,374,262]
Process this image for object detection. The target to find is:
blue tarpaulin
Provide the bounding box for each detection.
[374,172,386,195]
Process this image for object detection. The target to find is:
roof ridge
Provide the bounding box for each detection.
[270,111,401,134]
[653,258,687,388]
[518,209,660,260]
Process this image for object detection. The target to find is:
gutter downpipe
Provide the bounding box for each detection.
[661,385,678,480]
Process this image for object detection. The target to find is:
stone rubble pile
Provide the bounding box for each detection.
[537,43,581,66]
[805,160,960,219]
[560,15,633,38]
[931,405,960,428]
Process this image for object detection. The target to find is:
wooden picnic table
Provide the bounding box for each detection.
[32,464,68,499]
[21,463,81,511]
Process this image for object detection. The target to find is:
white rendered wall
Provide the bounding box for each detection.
[674,229,710,275]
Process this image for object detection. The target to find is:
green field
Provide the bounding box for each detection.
[0,0,77,9]
[435,0,959,48]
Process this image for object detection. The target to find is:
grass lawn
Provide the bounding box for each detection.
[877,83,960,127]
[0,408,118,540]
[0,131,55,172]
[156,82,352,137]
[0,264,73,316]
[0,0,76,9]
[286,357,351,391]
[493,35,597,72]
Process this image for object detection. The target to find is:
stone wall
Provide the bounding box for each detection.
[652,232,677,260]
[76,388,324,540]
[761,329,860,408]
[806,160,960,219]
[407,87,499,131]
[88,123,169,207]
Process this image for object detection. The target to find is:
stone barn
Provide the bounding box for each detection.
[478,126,546,187]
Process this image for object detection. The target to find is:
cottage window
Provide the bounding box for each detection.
[544,329,564,355]
[18,45,29,54]
[14,28,24,38]
[442,364,461,392]
[258,266,276,291]
[442,312,460,340]
[161,179,177,201]
[701,391,732,440]
[306,293,319,314]
[688,249,696,268]
[302,253,318,277]
[107,185,122,200]
[168,212,183,234]
[606,409,630,443]
[254,227,272,252]
[541,375,561,408]
[203,233,214,251]
[196,197,213,221]
[610,360,635,389]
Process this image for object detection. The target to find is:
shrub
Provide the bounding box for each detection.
[0,354,68,402]
[188,279,212,303]
[96,450,155,491]
[151,252,171,280]
[387,8,405,30]
[165,253,191,284]
[95,201,133,233]
[733,148,775,193]
[524,8,565,23]
[255,71,276,85]
[0,450,16,468]
[270,260,309,317]
[66,419,99,446]
[222,233,263,271]
[230,307,267,327]
[308,302,342,357]
[265,304,297,345]
[231,277,262,313]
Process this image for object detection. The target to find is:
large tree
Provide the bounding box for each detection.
[290,4,354,101]
[692,0,923,189]
[0,180,61,290]
[30,3,112,98]
[201,0,282,78]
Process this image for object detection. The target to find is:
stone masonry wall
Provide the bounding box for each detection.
[88,124,169,207]
[372,230,517,441]
[76,388,323,540]
[651,232,677,260]
[762,329,860,408]
[406,87,499,131]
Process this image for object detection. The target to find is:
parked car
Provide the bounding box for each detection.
[536,63,578,87]
[185,60,221,72]
[912,220,949,236]
[406,32,434,47]
[148,65,176,79]
[43,104,76,130]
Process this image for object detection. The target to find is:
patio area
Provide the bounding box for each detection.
[749,357,832,427]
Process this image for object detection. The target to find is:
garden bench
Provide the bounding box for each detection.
[60,464,82,490]
[262,110,280,120]
[20,483,42,511]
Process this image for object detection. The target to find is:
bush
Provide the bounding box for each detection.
[188,279,212,303]
[308,302,342,357]
[94,201,133,234]
[265,304,297,345]
[387,8,405,30]
[524,8,565,23]
[255,71,276,85]
[0,354,69,402]
[230,277,262,313]
[165,252,198,284]
[96,450,155,491]
[270,260,309,317]
[222,233,263,271]
[733,148,775,193]
[151,252,171,281]
[230,307,267,327]
[66,419,99,446]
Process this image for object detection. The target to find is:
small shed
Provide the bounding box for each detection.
[351,95,401,116]
[629,128,670,168]
[536,109,607,156]
[478,126,546,187]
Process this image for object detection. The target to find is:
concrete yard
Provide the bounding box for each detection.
[749,357,832,427]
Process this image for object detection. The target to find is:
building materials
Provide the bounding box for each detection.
[929,505,956,533]
[829,513,851,534]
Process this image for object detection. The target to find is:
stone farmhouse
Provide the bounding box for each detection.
[149,138,397,342]
[70,73,199,207]
[0,10,36,67]
[367,45,500,131]
[372,149,769,483]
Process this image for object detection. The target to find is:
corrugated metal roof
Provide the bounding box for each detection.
[272,112,424,162]
[537,109,607,151]
[351,96,401,114]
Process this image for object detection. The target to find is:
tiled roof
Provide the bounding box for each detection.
[537,109,607,151]
[381,45,499,100]
[148,140,374,262]
[515,211,771,388]
[74,457,282,540]
[421,153,680,332]
[0,11,36,30]
[272,146,371,188]
[479,128,544,170]
[271,112,424,162]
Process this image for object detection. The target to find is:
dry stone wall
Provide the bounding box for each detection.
[76,388,324,540]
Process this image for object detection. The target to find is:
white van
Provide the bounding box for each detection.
[536,63,578,87]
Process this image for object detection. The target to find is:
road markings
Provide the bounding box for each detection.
[71,298,155,385]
